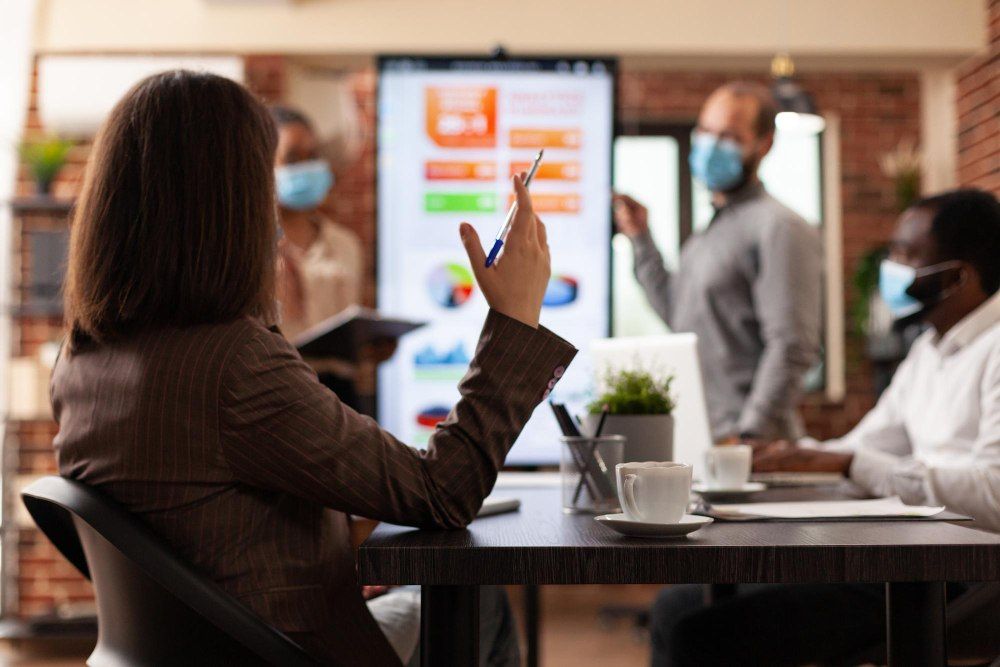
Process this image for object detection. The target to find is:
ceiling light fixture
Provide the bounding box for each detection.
[771,52,826,135]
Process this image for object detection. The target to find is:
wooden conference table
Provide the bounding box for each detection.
[358,481,1000,666]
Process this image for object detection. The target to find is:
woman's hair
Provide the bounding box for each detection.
[65,70,279,344]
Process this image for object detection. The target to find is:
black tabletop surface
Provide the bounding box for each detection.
[358,483,1000,586]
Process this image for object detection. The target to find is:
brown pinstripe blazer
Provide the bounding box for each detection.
[51,309,576,666]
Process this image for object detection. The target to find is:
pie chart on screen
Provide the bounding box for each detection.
[416,405,451,428]
[428,263,474,308]
[543,274,579,307]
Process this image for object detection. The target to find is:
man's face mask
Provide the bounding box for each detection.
[689,132,749,192]
[275,159,334,211]
[878,259,965,320]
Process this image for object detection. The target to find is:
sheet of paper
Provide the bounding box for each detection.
[495,472,562,488]
[711,496,944,519]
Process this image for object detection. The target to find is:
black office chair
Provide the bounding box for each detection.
[21,476,323,667]
[830,582,1000,667]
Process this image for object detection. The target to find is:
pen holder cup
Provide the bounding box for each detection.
[560,435,625,514]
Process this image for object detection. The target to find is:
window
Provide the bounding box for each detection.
[611,124,693,336]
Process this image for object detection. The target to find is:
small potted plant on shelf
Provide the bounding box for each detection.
[19,136,75,196]
[878,138,922,213]
[585,368,676,463]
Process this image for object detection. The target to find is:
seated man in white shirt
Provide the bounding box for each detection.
[650,188,1000,666]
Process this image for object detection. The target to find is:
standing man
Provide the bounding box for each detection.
[615,81,822,442]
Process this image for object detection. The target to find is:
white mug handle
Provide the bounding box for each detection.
[622,473,643,521]
[704,450,717,483]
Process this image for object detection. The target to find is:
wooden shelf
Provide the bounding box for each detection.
[0,615,97,640]
[9,197,75,216]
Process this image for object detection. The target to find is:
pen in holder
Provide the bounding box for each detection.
[560,435,624,514]
[550,402,622,513]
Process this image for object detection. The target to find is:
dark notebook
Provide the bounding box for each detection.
[292,306,424,361]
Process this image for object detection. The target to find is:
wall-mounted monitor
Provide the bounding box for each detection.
[377,55,616,465]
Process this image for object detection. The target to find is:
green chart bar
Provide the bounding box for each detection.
[424,192,498,214]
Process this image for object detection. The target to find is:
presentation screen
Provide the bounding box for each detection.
[377,55,615,464]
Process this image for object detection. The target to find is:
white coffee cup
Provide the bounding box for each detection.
[704,445,752,489]
[615,462,692,524]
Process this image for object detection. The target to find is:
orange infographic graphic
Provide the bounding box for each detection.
[425,160,497,181]
[425,86,497,148]
[506,193,582,214]
[509,128,582,149]
[509,160,581,181]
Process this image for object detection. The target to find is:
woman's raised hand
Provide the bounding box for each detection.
[459,174,551,328]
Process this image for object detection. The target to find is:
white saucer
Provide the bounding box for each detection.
[594,513,713,539]
[692,481,767,500]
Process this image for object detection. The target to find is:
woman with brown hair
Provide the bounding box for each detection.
[53,70,574,666]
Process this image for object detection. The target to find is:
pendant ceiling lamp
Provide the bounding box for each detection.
[770,52,826,135]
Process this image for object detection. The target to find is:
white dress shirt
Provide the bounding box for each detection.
[816,290,1000,531]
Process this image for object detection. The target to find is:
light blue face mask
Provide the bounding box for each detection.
[275,159,334,211]
[879,259,923,319]
[688,132,746,192]
[879,259,964,320]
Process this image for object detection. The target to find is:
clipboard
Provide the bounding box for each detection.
[292,305,425,361]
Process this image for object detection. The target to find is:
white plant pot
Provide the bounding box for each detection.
[583,414,675,463]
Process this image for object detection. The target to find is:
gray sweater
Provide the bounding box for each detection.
[631,181,823,441]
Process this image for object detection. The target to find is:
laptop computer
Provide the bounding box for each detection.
[590,334,714,471]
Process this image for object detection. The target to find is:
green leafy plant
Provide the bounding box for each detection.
[588,368,675,416]
[19,136,75,194]
[850,245,887,337]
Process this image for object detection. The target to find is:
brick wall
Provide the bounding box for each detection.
[956,0,999,193]
[8,56,920,616]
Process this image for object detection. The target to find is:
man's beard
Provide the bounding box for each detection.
[720,156,759,194]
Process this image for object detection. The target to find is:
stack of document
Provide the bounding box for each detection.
[709,496,947,521]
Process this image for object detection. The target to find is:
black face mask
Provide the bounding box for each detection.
[894,261,966,327]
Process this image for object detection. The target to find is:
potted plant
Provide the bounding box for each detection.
[19,136,75,196]
[878,138,921,213]
[585,368,676,463]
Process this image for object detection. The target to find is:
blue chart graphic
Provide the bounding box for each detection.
[543,274,579,307]
[414,342,471,366]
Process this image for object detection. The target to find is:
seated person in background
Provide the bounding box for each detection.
[650,188,1000,666]
[52,70,574,667]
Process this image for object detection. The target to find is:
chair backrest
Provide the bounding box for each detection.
[22,476,322,667]
[945,583,1000,662]
[833,583,1000,666]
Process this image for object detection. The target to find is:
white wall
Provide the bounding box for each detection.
[37,55,244,137]
[920,68,959,193]
[33,0,984,65]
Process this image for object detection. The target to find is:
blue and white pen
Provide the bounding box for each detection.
[485,149,544,268]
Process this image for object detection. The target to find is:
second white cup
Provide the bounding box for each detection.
[615,462,692,524]
[704,444,752,489]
